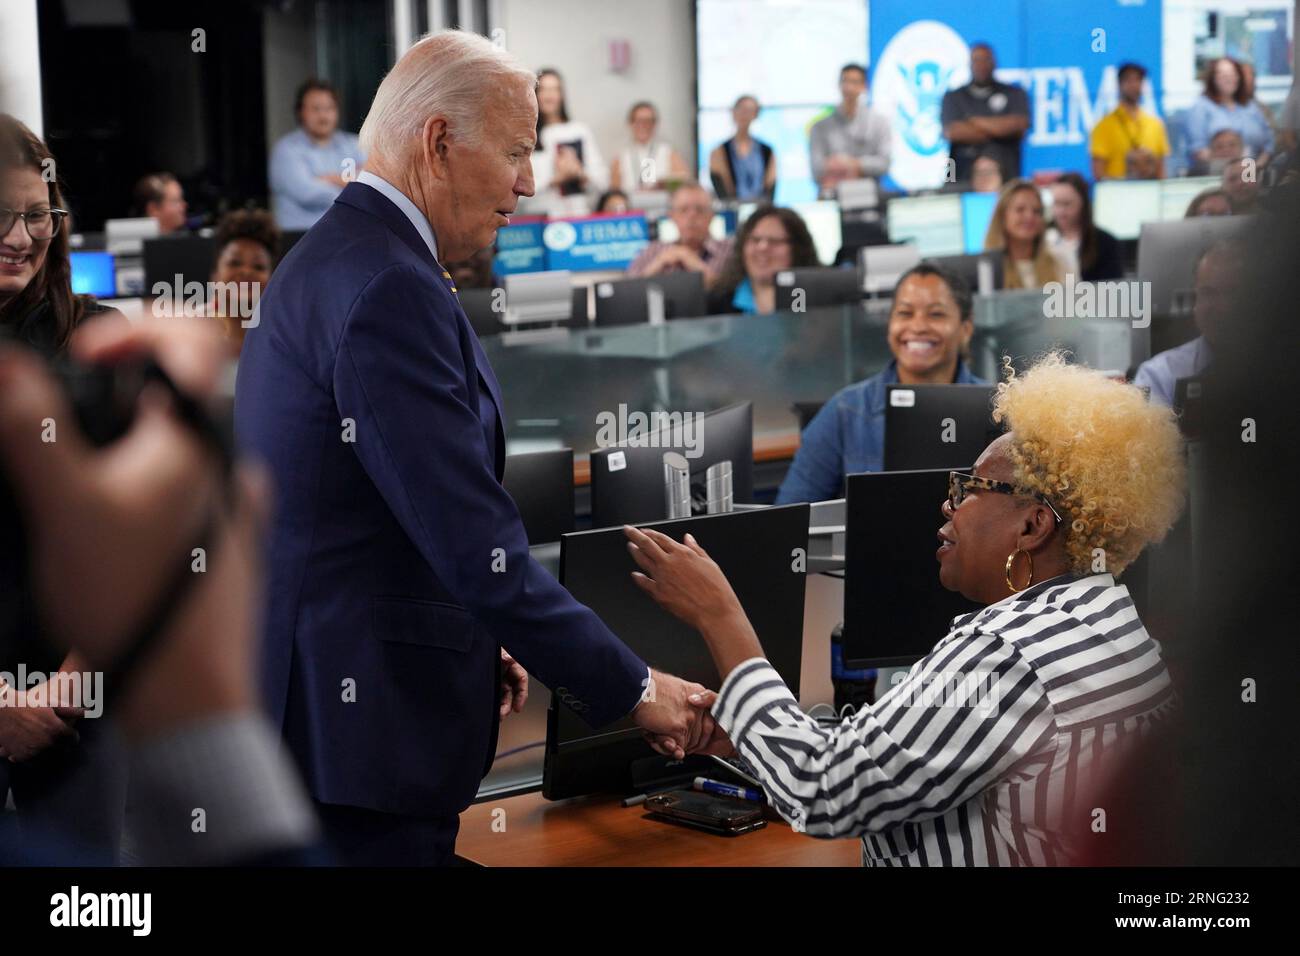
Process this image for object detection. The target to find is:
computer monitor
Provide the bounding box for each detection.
[589,402,754,529]
[960,191,998,254]
[842,469,979,668]
[592,271,706,326]
[502,270,574,325]
[1092,180,1162,241]
[883,384,1000,472]
[69,251,116,299]
[926,251,1004,296]
[1136,215,1250,317]
[773,266,863,310]
[143,235,217,295]
[502,448,575,544]
[886,194,964,257]
[737,199,843,266]
[105,217,160,256]
[860,243,922,295]
[1158,176,1220,221]
[544,503,810,799]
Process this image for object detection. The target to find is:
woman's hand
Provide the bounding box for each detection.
[624,526,742,631]
[622,525,764,678]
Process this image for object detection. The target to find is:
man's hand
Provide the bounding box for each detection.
[645,244,706,277]
[499,648,528,718]
[633,669,718,760]
[0,683,80,762]
[553,145,584,183]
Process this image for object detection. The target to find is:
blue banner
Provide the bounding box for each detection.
[494,218,547,276]
[869,0,1164,189]
[541,213,650,273]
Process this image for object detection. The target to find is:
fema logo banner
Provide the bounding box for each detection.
[873,20,971,192]
[869,0,1164,189]
[542,213,651,272]
[494,217,546,275]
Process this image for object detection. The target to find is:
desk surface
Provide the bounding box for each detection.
[458,790,861,867]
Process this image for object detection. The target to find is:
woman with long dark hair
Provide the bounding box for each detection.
[0,113,117,356]
[707,205,819,315]
[0,112,126,862]
[1046,172,1123,282]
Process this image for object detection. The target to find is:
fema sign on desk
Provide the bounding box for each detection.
[542,213,650,272]
[494,216,546,275]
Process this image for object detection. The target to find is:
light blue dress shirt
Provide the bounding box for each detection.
[1184,95,1274,167]
[356,171,439,261]
[1133,336,1212,407]
[269,128,366,230]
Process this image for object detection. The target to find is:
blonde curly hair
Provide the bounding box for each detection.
[992,352,1186,577]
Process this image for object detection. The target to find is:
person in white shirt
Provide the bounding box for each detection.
[610,101,688,193]
[531,68,606,209]
[1134,240,1241,406]
[624,353,1186,866]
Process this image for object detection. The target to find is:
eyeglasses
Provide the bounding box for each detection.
[947,471,1063,524]
[745,235,790,248]
[0,207,69,241]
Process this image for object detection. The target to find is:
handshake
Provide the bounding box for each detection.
[632,669,733,760]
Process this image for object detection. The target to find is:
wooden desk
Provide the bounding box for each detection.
[457,790,861,867]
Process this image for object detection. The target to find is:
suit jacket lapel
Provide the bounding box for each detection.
[336,182,508,476]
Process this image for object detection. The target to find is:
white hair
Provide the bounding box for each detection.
[360,30,537,159]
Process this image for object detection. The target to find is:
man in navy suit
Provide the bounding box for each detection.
[234,32,712,864]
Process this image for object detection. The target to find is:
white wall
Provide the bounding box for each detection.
[263,3,319,150]
[0,0,44,135]
[499,0,697,181]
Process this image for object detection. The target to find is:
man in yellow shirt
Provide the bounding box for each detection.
[1090,62,1170,179]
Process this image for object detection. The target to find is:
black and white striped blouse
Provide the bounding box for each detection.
[711,572,1177,866]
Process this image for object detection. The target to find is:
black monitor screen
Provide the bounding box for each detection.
[589,402,753,529]
[883,384,999,472]
[843,469,979,669]
[545,503,810,799]
[502,449,575,544]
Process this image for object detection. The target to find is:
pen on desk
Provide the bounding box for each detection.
[693,777,764,803]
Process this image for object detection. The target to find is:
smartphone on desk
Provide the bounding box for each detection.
[644,789,766,836]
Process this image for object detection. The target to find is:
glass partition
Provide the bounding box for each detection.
[484,295,1135,464]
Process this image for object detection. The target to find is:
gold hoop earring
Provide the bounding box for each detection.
[1005,548,1033,592]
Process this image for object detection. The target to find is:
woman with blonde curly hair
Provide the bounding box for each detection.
[622,352,1186,866]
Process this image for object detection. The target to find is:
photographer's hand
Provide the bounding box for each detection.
[0,319,263,739]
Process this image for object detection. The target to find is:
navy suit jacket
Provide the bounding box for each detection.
[234,183,647,817]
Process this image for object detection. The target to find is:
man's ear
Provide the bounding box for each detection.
[421,116,452,181]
